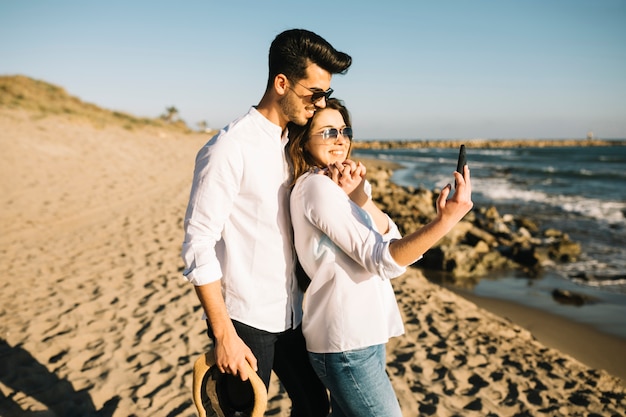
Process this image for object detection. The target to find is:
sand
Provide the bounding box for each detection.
[1,108,624,416]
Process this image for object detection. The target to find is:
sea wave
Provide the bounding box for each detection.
[357,148,626,225]
[571,278,626,290]
[559,260,626,292]
[473,149,516,157]
[386,164,626,225]
[476,178,625,224]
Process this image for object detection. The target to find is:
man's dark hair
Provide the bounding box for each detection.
[267,29,352,89]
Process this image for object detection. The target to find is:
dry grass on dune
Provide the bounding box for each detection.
[0,74,192,132]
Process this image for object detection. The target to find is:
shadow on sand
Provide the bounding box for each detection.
[0,339,119,417]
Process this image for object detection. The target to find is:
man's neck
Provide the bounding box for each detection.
[256,96,287,134]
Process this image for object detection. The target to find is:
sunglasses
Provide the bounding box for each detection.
[291,80,334,104]
[311,127,353,141]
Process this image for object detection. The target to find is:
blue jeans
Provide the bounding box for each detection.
[308,344,402,417]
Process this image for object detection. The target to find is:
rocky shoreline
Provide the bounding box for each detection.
[362,158,582,292]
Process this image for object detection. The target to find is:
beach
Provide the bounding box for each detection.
[1,105,625,416]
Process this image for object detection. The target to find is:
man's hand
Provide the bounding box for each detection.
[194,282,258,381]
[214,331,257,381]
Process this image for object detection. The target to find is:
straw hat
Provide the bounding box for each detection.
[192,350,267,417]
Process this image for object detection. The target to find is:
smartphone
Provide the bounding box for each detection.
[456,144,467,175]
[455,144,466,187]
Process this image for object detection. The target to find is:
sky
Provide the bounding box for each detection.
[1,1,625,140]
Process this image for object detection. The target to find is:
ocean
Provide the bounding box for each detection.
[353,143,626,338]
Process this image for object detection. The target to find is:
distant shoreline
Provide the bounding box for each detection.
[353,138,626,149]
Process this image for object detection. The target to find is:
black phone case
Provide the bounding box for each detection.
[456,144,467,175]
[455,145,466,188]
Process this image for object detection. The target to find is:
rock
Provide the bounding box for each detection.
[515,217,539,234]
[465,226,497,247]
[473,240,491,254]
[547,238,581,262]
[551,289,596,306]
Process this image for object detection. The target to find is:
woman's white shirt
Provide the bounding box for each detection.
[290,171,407,353]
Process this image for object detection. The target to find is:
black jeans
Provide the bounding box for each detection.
[207,320,329,417]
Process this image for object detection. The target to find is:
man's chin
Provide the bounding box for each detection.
[292,116,311,126]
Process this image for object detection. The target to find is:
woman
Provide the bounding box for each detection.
[288,99,472,416]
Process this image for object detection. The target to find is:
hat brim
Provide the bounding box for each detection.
[192,350,267,417]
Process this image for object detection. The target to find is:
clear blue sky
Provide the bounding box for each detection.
[1,0,625,139]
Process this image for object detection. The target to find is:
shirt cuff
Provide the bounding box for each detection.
[380,240,407,278]
[183,263,222,286]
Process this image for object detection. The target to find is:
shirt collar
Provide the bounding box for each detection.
[249,106,283,138]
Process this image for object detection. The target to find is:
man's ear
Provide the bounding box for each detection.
[275,74,289,96]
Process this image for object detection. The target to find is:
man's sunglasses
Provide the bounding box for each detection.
[292,80,333,104]
[311,127,353,141]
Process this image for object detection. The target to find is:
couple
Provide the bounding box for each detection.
[182,29,472,417]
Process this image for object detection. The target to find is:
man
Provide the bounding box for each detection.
[182,29,351,416]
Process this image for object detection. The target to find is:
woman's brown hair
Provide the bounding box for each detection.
[287,98,352,187]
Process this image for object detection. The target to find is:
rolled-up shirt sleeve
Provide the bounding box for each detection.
[296,174,406,280]
[181,137,242,286]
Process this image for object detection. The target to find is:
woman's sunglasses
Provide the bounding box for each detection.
[311,127,353,141]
